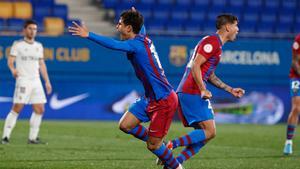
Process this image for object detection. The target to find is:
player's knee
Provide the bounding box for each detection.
[146,141,161,151]
[291,106,300,115]
[205,128,216,140]
[35,107,45,114]
[118,122,131,133]
[12,104,23,113]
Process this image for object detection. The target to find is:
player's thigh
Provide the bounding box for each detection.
[12,103,25,113]
[119,111,142,131]
[32,104,45,114]
[147,92,178,138]
[29,80,46,105]
[13,79,32,104]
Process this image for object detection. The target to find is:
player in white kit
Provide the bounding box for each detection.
[1,20,52,144]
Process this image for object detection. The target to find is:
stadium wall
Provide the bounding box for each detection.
[0,36,292,124]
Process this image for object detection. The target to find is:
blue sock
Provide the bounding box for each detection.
[152,144,180,169]
[287,124,296,140]
[176,141,205,164]
[172,129,206,149]
[127,124,148,142]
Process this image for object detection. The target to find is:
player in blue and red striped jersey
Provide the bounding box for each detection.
[283,34,300,155]
[69,8,183,169]
[157,14,245,167]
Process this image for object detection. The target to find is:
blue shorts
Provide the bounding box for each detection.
[128,97,150,122]
[290,78,300,97]
[177,92,214,127]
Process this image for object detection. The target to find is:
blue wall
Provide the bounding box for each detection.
[0,35,293,124]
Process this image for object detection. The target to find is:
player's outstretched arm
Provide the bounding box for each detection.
[208,72,245,98]
[68,22,135,52]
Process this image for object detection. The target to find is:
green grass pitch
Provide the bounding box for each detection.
[0,121,299,169]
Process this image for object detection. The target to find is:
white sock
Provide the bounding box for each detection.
[2,111,19,139]
[29,112,42,140]
[286,140,293,144]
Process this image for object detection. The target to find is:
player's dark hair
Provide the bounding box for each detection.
[120,9,144,34]
[23,19,37,28]
[216,14,238,30]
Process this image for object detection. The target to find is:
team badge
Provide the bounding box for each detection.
[169,45,187,67]
[293,42,299,50]
[203,44,213,53]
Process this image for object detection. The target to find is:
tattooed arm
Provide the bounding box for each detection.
[208,72,233,92]
[208,72,245,98]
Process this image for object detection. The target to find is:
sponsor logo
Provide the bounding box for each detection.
[50,93,89,110]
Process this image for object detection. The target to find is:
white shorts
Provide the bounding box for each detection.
[13,78,47,104]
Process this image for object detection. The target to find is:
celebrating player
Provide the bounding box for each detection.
[157,14,245,167]
[283,33,300,155]
[68,8,183,169]
[1,20,52,144]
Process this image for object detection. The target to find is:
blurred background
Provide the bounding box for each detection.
[0,0,298,124]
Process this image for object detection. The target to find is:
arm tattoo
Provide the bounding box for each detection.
[208,72,232,92]
[292,54,300,75]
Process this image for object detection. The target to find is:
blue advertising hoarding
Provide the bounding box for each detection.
[0,35,293,124]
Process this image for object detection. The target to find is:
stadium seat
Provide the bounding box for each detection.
[175,0,193,8]
[31,0,54,7]
[158,0,175,5]
[0,2,13,19]
[102,0,119,9]
[275,23,292,34]
[194,0,210,8]
[228,0,245,9]
[257,22,274,33]
[243,13,259,22]
[239,21,256,33]
[211,0,227,6]
[171,10,189,21]
[33,4,52,22]
[0,19,5,31]
[7,18,24,32]
[53,4,68,22]
[140,0,156,5]
[247,0,263,8]
[153,7,170,20]
[189,11,206,22]
[264,0,281,9]
[202,20,216,33]
[184,20,202,32]
[260,13,277,23]
[166,21,183,32]
[282,0,297,11]
[13,2,32,19]
[147,19,166,31]
[44,17,65,36]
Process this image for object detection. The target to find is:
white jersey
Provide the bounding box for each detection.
[10,39,43,80]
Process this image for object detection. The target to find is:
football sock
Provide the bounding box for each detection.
[127,124,148,142]
[152,144,180,169]
[2,111,18,139]
[176,141,205,164]
[286,124,296,140]
[29,112,42,140]
[171,129,206,149]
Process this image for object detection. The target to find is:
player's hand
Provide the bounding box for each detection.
[45,82,52,95]
[11,69,18,78]
[201,89,212,99]
[230,88,245,98]
[68,21,89,38]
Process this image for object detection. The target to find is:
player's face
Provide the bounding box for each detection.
[228,21,239,41]
[116,18,131,40]
[24,24,37,40]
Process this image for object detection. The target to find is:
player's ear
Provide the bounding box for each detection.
[225,24,230,32]
[126,25,133,33]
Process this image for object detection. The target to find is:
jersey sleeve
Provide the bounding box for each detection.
[292,36,300,55]
[196,36,219,60]
[38,44,44,59]
[87,32,136,53]
[10,41,19,57]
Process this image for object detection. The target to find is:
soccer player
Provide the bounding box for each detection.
[1,20,52,144]
[68,9,183,169]
[283,33,300,155]
[157,14,245,167]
